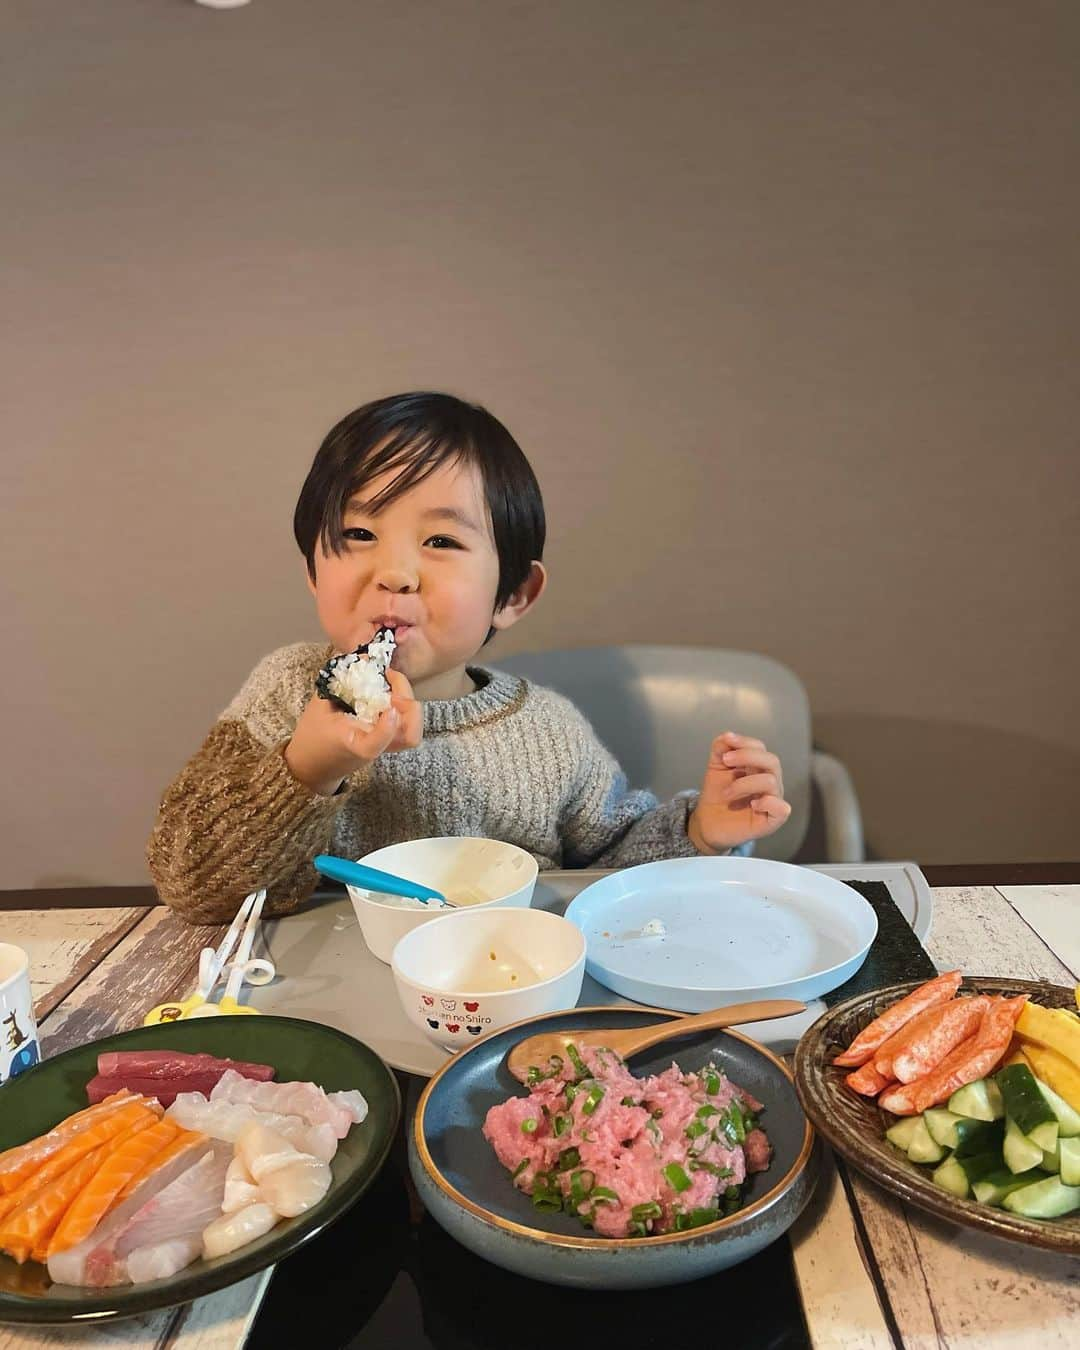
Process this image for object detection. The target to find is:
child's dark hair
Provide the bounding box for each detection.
[293,392,546,611]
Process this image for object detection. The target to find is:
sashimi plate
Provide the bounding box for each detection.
[0,1016,400,1324]
[564,857,878,1013]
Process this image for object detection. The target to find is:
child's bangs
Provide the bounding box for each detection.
[322,429,472,557]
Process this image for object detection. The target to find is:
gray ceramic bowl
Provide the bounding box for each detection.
[409,1006,821,1289]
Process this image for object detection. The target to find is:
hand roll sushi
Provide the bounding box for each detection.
[314,627,396,730]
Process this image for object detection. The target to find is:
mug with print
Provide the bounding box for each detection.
[0,943,41,1085]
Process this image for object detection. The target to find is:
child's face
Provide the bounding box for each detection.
[308,460,515,696]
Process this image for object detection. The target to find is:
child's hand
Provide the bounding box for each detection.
[687,731,792,854]
[284,667,423,796]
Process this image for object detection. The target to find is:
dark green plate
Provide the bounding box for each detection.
[0,1016,400,1324]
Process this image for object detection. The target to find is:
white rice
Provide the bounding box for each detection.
[325,630,396,730]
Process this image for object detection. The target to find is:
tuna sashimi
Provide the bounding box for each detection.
[165,1094,337,1163]
[97,1051,275,1083]
[87,1074,250,1109]
[209,1071,362,1139]
[0,1093,143,1195]
[48,1120,181,1256]
[46,1134,213,1287]
[82,1145,229,1287]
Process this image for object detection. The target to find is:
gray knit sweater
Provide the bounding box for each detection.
[147,642,701,923]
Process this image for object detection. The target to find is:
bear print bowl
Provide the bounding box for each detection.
[391,908,587,1054]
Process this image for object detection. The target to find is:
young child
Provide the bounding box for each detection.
[148,392,791,923]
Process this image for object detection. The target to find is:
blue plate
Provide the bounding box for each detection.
[409,1006,821,1289]
[564,856,878,1013]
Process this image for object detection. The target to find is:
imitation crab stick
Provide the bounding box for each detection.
[879,997,1027,1115]
[0,1093,146,1195]
[47,1119,181,1257]
[879,996,991,1084]
[0,1101,159,1224]
[845,1062,893,1096]
[833,971,963,1068]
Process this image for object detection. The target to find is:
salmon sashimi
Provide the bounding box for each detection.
[889,996,991,1084]
[879,996,1028,1115]
[0,1093,147,1195]
[47,1119,181,1257]
[0,1101,160,1225]
[845,1062,893,1096]
[115,1129,205,1204]
[0,1143,117,1263]
[48,1136,214,1287]
[833,971,963,1068]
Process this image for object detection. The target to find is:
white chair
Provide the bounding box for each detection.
[494,645,864,863]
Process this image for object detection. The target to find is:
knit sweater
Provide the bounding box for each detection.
[147,642,703,924]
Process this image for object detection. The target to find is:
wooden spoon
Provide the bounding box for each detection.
[505,999,806,1083]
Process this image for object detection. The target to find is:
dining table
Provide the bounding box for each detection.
[0,860,1077,1350]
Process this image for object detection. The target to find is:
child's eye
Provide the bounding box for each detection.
[425,535,462,550]
[342,528,375,542]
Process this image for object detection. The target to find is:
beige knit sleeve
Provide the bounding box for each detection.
[146,718,349,924]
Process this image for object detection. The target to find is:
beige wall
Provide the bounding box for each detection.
[3,1,1077,888]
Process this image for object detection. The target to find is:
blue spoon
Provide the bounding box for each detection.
[312,854,452,907]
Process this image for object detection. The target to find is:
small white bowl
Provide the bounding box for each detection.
[347,837,539,964]
[391,908,586,1055]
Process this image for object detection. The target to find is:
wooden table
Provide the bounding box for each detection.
[1,867,1077,1348]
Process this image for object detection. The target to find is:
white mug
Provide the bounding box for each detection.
[0,943,41,1085]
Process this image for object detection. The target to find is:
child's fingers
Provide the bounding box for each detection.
[747,794,792,833]
[392,698,423,750]
[720,746,783,793]
[385,668,415,700]
[720,771,780,803]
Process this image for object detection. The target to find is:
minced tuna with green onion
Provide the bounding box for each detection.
[482,1044,772,1237]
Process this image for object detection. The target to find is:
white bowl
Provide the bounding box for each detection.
[391,908,586,1055]
[347,837,539,964]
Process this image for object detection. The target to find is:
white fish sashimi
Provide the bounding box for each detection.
[211,1070,358,1139]
[166,1093,337,1162]
[113,1146,230,1259]
[127,1235,203,1284]
[47,1139,212,1288]
[328,1089,368,1124]
[203,1202,277,1260]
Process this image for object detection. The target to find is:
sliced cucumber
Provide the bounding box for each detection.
[1003,1175,1080,1219]
[953,1117,1005,1158]
[1042,1140,1060,1173]
[996,1064,1058,1145]
[972,1167,1048,1207]
[907,1117,946,1164]
[948,1079,1004,1121]
[953,1149,1005,1184]
[932,1155,970,1198]
[885,1117,922,1153]
[1004,1117,1046,1174]
[1035,1078,1080,1138]
[1060,1136,1080,1186]
[923,1108,964,1148]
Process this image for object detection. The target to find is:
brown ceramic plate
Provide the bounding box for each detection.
[793,976,1080,1254]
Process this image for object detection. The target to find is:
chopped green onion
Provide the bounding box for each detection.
[629,1220,649,1237]
[663,1162,691,1193]
[581,1084,605,1116]
[689,1161,732,1177]
[569,1169,596,1206]
[631,1200,663,1222]
[695,1104,718,1119]
[725,1185,741,1200]
[512,1159,529,1179]
[521,1117,538,1135]
[685,1119,709,1140]
[718,1101,746,1145]
[687,1205,721,1228]
[704,1070,721,1096]
[565,1042,589,1079]
[557,1147,581,1172]
[620,1096,637,1107]
[652,1109,664,1120]
[533,1171,551,1189]
[564,1082,578,1105]
[533,1193,563,1214]
[591,1186,619,1205]
[554,1113,571,1137]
